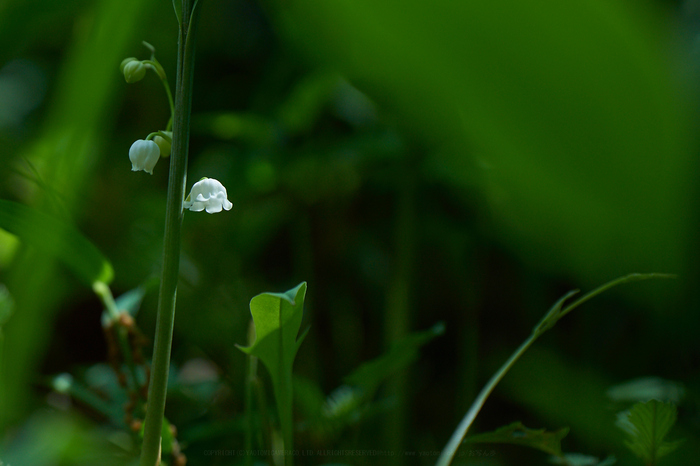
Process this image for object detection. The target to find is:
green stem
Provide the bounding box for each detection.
[94,282,143,400]
[435,272,675,466]
[244,322,257,466]
[146,131,173,143]
[275,309,293,466]
[142,59,175,119]
[383,162,416,464]
[139,1,202,465]
[93,281,119,321]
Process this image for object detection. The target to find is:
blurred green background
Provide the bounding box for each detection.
[0,0,699,464]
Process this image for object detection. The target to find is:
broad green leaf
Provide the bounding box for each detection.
[237,282,308,455]
[0,200,113,286]
[617,399,684,464]
[464,421,569,457]
[344,322,444,395]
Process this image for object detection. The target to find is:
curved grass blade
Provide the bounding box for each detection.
[436,273,675,466]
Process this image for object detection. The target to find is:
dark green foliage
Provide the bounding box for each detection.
[617,400,684,465]
[0,0,698,464]
[464,421,569,457]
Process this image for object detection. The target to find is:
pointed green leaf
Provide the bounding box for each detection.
[618,399,684,464]
[344,322,444,395]
[237,282,308,454]
[0,200,113,286]
[237,282,308,369]
[465,422,569,457]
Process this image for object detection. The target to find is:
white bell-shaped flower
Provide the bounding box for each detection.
[184,178,233,214]
[129,139,160,174]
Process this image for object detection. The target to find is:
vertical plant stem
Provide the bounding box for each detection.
[275,306,294,466]
[384,161,416,462]
[244,322,257,466]
[140,2,202,465]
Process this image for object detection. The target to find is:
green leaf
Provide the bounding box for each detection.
[464,422,569,457]
[237,282,308,454]
[617,399,684,464]
[344,322,444,395]
[0,200,113,286]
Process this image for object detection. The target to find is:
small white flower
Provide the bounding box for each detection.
[129,139,160,174]
[184,178,233,214]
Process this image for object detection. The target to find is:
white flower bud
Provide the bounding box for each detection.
[123,60,146,83]
[184,178,233,214]
[129,139,161,174]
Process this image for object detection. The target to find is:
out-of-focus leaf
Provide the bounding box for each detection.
[617,399,684,463]
[465,421,569,457]
[1,0,158,431]
[0,199,113,285]
[1,411,128,466]
[343,322,444,395]
[50,373,123,427]
[0,284,13,328]
[607,377,685,404]
[268,0,694,287]
[101,277,158,324]
[294,375,326,420]
[161,417,174,456]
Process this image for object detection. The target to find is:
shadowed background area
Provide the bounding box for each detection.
[0,0,699,464]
